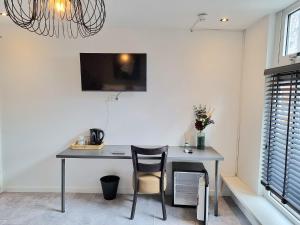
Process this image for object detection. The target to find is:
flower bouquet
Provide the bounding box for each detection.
[193,105,214,149]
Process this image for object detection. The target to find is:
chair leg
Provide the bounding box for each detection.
[160,190,167,220]
[130,188,138,220]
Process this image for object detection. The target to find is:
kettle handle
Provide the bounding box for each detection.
[99,130,105,142]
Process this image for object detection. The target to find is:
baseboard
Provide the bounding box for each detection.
[4,186,133,194]
[3,186,217,196]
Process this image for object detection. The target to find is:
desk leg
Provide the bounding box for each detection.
[214,160,220,216]
[61,159,65,213]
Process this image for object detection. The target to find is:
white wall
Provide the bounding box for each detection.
[0,24,243,193]
[0,34,3,191]
[0,63,3,192]
[237,16,275,194]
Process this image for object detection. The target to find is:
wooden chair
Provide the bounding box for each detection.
[130,145,168,220]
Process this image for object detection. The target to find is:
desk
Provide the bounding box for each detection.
[56,145,224,216]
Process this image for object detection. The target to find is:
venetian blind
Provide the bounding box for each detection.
[262,63,300,214]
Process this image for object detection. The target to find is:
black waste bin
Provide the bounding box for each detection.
[100,175,120,200]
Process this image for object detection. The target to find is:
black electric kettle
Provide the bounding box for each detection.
[90,128,105,145]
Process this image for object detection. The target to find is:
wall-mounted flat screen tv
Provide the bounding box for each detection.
[80,53,147,91]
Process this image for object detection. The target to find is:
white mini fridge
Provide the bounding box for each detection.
[172,162,209,224]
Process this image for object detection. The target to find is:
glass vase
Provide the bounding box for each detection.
[197,131,205,150]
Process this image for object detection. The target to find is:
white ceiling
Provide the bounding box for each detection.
[0,0,298,30]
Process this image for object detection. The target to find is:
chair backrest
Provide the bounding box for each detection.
[131,145,168,174]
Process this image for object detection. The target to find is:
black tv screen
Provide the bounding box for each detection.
[80,53,147,91]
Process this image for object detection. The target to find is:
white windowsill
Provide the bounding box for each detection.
[222,176,294,225]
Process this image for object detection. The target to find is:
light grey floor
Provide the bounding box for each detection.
[0,193,250,225]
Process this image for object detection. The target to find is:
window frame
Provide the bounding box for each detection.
[264,190,300,224]
[278,1,300,65]
[284,8,300,56]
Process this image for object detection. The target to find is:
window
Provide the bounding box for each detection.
[275,2,300,66]
[262,64,300,219]
[285,9,300,55]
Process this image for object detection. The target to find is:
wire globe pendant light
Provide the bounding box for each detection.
[4,0,106,38]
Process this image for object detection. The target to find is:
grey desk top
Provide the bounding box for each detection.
[56,145,224,161]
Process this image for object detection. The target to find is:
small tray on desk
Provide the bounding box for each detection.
[70,143,104,150]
